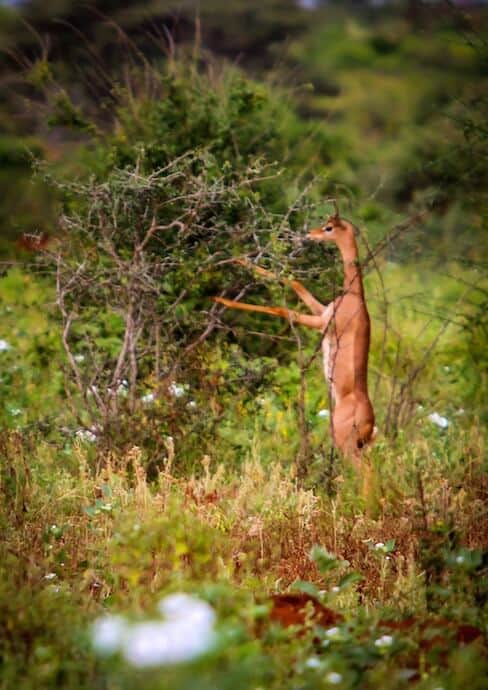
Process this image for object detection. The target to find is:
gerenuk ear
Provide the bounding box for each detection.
[332,199,340,221]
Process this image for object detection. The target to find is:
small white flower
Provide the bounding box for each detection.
[304,656,322,669]
[428,412,449,429]
[317,408,330,418]
[169,382,186,398]
[325,626,340,638]
[374,542,385,551]
[117,380,128,397]
[325,671,343,684]
[91,594,216,668]
[120,594,217,668]
[158,593,216,629]
[74,353,85,363]
[456,555,465,564]
[331,586,340,593]
[186,400,197,410]
[9,407,22,417]
[91,615,128,655]
[141,392,155,405]
[44,573,57,580]
[374,634,394,648]
[0,339,11,352]
[122,619,215,668]
[75,429,97,443]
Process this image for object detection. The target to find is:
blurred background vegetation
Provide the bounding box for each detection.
[0,2,487,689]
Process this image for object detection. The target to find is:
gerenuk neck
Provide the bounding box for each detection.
[339,238,364,297]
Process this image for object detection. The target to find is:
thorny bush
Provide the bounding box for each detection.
[44,151,339,454]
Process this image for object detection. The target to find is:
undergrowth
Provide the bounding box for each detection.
[1,417,486,689]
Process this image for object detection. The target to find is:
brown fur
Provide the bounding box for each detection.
[213,212,375,462]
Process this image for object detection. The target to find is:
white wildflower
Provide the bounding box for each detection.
[169,382,186,398]
[74,353,85,363]
[0,339,11,352]
[75,429,97,443]
[9,407,22,417]
[317,408,330,418]
[428,412,449,429]
[44,573,57,580]
[375,634,394,648]
[325,627,340,638]
[331,586,340,593]
[374,542,385,551]
[141,392,155,405]
[117,380,128,396]
[186,400,197,410]
[91,615,128,655]
[325,671,343,684]
[91,594,216,668]
[158,593,216,629]
[304,656,322,669]
[455,555,465,564]
[122,618,215,668]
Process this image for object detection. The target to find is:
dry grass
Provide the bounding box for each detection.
[2,423,485,609]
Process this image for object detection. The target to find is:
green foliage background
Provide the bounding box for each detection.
[0,2,487,689]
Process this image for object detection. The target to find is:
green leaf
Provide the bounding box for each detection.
[291,580,321,598]
[338,572,364,590]
[310,545,347,573]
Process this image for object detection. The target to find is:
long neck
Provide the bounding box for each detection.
[338,238,364,296]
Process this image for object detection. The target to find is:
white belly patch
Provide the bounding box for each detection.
[322,337,336,402]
